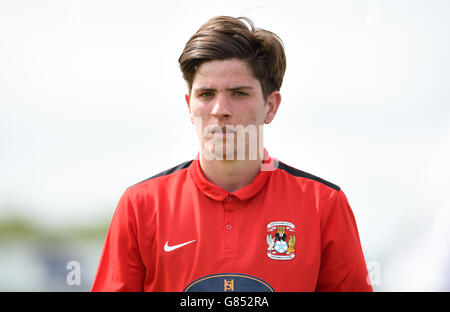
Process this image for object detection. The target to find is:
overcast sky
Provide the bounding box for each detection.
[1,0,449,290]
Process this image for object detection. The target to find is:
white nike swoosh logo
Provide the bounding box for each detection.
[164,240,196,252]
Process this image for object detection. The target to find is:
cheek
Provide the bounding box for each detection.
[240,106,265,125]
[190,102,210,117]
[189,105,210,136]
[190,105,208,126]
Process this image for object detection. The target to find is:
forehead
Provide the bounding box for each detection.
[193,58,259,88]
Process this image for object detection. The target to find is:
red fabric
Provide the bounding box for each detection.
[92,151,372,292]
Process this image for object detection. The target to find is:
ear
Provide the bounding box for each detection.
[185,93,194,124]
[264,91,281,124]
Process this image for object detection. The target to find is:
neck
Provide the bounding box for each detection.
[199,152,263,193]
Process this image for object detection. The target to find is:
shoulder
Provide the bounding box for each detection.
[273,161,351,222]
[274,160,341,192]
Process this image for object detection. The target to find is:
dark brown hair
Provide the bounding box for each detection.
[178,16,286,99]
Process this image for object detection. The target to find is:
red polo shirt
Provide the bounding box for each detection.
[92,150,372,292]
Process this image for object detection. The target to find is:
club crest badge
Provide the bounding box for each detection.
[266,221,296,260]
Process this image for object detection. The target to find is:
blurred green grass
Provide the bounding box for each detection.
[0,216,109,243]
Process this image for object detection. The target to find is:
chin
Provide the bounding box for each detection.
[202,142,239,161]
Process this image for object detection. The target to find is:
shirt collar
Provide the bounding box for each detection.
[188,148,278,202]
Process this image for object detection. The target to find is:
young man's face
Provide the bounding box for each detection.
[185,58,280,161]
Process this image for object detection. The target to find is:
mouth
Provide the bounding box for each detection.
[209,126,236,135]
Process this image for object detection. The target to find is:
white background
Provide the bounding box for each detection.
[1,0,449,291]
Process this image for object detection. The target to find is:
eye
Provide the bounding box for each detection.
[233,91,248,96]
[199,91,214,98]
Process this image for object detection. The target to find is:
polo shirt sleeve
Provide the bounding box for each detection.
[315,189,373,292]
[91,188,146,291]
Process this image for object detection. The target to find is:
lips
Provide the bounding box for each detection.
[209,126,235,134]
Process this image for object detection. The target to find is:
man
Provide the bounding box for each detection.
[92,16,372,292]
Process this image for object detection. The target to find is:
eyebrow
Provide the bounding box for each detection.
[194,86,254,92]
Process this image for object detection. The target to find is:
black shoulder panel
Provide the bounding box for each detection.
[130,160,193,187]
[277,161,341,191]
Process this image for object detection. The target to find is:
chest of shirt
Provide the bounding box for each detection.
[138,182,323,291]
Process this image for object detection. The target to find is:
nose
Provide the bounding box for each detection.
[211,92,232,119]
